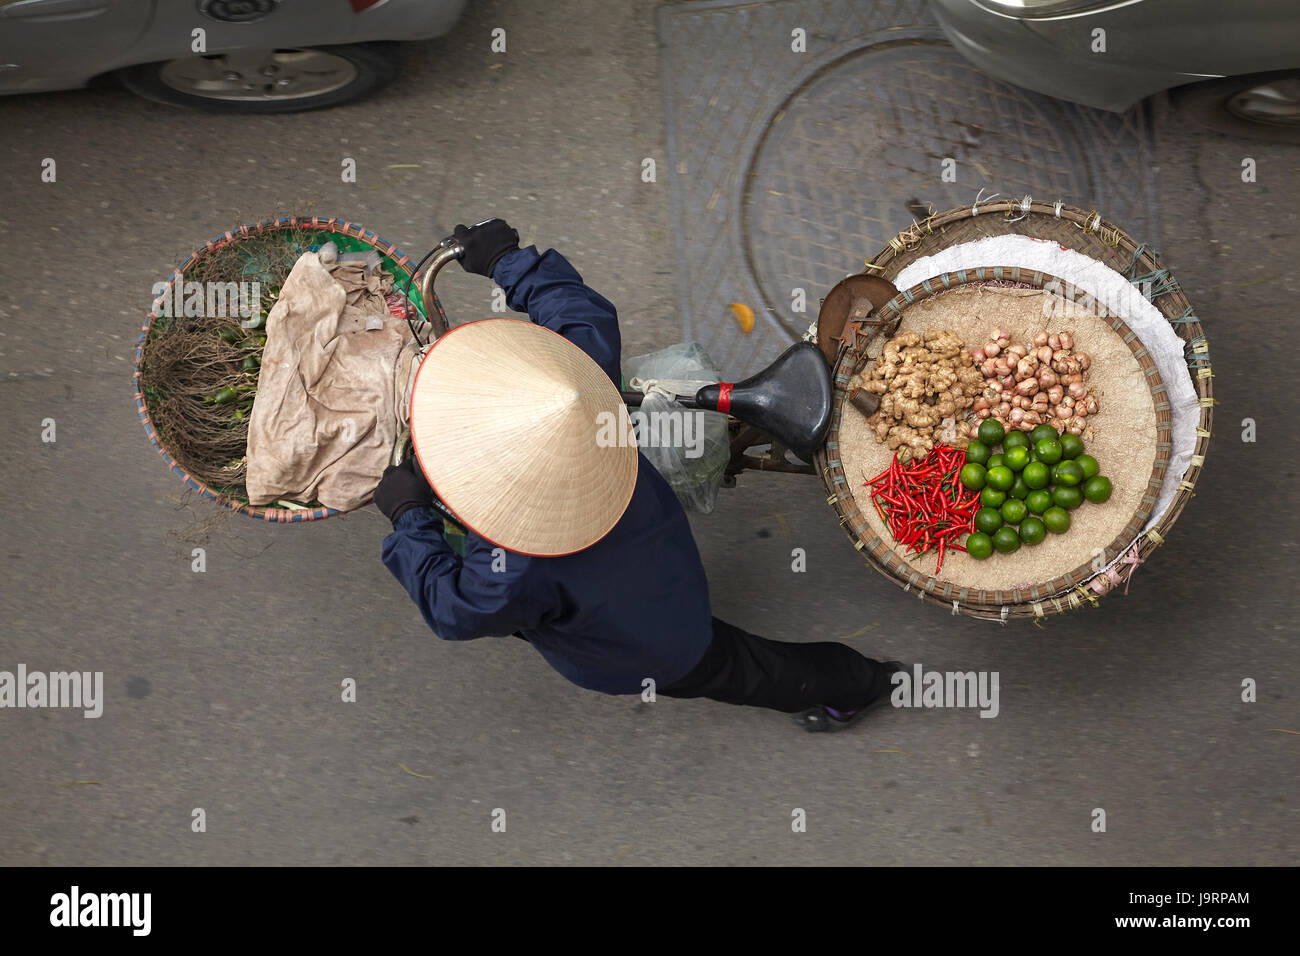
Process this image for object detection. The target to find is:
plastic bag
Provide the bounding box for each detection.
[623,343,730,513]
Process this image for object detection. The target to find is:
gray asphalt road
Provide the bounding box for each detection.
[0,0,1295,866]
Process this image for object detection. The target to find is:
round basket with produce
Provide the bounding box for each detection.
[133,216,447,523]
[817,201,1210,621]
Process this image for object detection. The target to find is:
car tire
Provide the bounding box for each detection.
[1170,70,1300,144]
[117,42,401,114]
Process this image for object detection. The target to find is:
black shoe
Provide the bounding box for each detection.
[792,660,905,733]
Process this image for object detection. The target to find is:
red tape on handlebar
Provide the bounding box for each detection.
[716,382,734,414]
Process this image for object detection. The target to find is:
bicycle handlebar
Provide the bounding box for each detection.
[418,235,465,339]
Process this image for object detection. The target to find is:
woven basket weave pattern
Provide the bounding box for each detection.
[815,201,1210,621]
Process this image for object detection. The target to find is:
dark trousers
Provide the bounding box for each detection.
[660,617,890,714]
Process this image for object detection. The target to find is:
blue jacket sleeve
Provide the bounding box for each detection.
[492,246,622,385]
[381,508,549,641]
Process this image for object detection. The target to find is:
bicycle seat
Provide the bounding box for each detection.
[695,342,832,460]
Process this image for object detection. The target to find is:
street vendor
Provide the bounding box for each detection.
[374,218,901,732]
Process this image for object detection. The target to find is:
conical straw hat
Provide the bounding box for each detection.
[409,319,639,556]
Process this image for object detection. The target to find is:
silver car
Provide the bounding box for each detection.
[931,0,1300,142]
[0,0,466,112]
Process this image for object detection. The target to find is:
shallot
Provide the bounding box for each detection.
[964,326,1101,439]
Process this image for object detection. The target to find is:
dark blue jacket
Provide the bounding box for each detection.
[382,247,714,694]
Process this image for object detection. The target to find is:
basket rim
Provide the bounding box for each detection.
[132,215,444,524]
[815,199,1209,621]
[822,267,1170,611]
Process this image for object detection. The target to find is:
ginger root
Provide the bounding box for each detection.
[853,328,981,459]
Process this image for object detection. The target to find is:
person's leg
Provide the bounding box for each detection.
[660,617,892,714]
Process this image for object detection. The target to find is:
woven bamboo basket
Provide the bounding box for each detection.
[815,200,1212,621]
[134,216,447,523]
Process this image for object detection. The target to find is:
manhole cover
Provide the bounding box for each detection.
[659,0,1157,377]
[744,40,1093,340]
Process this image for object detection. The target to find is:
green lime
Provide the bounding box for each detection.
[980,487,1007,508]
[985,465,1014,492]
[1000,499,1028,525]
[1002,432,1031,452]
[1059,433,1085,459]
[1042,506,1071,534]
[1023,461,1050,490]
[1052,485,1084,510]
[986,454,1006,471]
[975,507,1004,535]
[1076,454,1100,480]
[1029,424,1058,445]
[1025,489,1053,515]
[1003,446,1030,472]
[1018,516,1046,545]
[1009,475,1030,500]
[959,463,987,491]
[1035,437,1063,465]
[977,419,1006,446]
[1083,475,1113,503]
[966,532,993,560]
[1028,446,1041,463]
[992,527,1021,554]
[965,440,991,466]
[1055,461,1084,487]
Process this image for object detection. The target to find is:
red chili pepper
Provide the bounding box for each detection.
[865,464,891,486]
[876,445,985,573]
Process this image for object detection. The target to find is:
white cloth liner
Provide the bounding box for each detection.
[893,234,1199,584]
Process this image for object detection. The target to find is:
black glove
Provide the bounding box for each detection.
[453,219,519,279]
[373,457,432,526]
